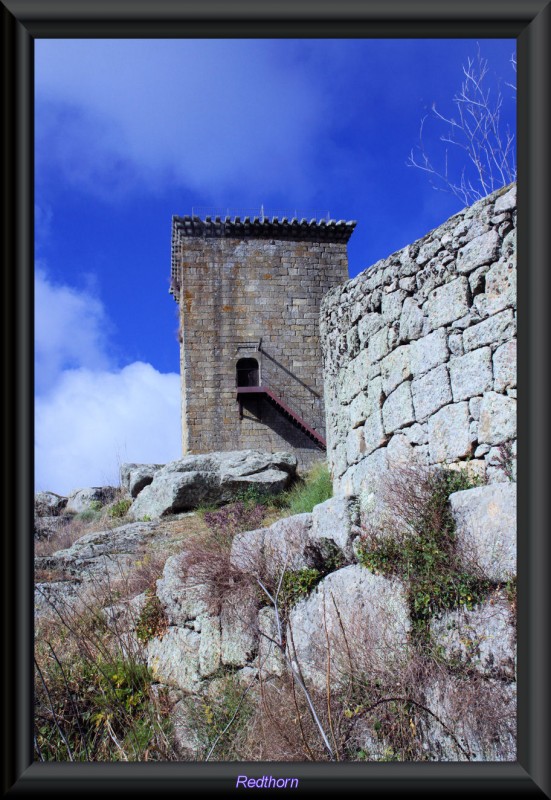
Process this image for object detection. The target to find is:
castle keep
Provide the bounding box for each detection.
[170,214,356,468]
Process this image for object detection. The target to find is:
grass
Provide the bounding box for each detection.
[272,461,333,516]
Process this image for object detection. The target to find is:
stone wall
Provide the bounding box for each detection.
[320,184,517,494]
[171,217,355,469]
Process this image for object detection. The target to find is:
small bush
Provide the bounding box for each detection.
[136,589,168,645]
[108,498,132,519]
[279,568,322,614]
[182,674,253,760]
[203,501,267,540]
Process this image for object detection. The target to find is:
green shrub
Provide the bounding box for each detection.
[183,674,252,760]
[108,498,132,519]
[35,648,171,761]
[279,567,322,613]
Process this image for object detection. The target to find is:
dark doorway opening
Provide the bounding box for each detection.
[236,357,260,387]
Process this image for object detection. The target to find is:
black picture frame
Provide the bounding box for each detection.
[2,1,549,796]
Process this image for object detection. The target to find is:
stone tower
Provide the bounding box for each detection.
[170,213,356,469]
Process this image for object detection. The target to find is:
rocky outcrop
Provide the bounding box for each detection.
[450,482,516,581]
[129,450,297,518]
[120,463,164,497]
[66,486,119,514]
[35,491,68,517]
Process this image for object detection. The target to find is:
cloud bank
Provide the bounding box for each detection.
[35,39,327,203]
[35,269,181,495]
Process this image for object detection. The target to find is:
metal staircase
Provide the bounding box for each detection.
[236,386,326,449]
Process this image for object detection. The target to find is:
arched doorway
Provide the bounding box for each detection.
[236,357,260,387]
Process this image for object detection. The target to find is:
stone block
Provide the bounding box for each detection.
[381,345,411,395]
[382,289,407,322]
[410,328,449,377]
[449,347,493,402]
[493,340,516,392]
[358,312,385,348]
[363,409,387,456]
[399,297,424,342]
[411,364,452,422]
[347,426,367,465]
[428,402,472,462]
[483,260,516,316]
[450,483,516,581]
[463,309,515,352]
[494,184,516,213]
[382,381,415,434]
[456,229,500,274]
[478,392,516,446]
[367,325,390,363]
[425,277,470,329]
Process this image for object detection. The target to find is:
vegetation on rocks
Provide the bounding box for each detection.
[356,465,493,643]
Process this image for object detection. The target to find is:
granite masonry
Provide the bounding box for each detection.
[171,215,355,469]
[320,183,517,497]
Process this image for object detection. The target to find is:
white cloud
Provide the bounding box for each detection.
[35,363,181,495]
[35,266,114,393]
[35,40,327,201]
[35,269,181,495]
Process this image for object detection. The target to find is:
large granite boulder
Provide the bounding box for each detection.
[65,486,119,514]
[120,463,164,497]
[287,565,411,692]
[450,482,516,581]
[34,491,68,517]
[130,450,297,518]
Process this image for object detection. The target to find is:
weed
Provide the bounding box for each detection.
[136,589,168,645]
[203,501,267,540]
[182,674,253,760]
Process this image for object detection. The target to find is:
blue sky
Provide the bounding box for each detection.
[35,38,516,494]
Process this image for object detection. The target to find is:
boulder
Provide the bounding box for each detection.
[450,483,516,581]
[130,450,297,518]
[287,565,411,692]
[66,486,118,514]
[120,463,164,497]
[34,514,73,541]
[34,491,68,517]
[431,596,516,679]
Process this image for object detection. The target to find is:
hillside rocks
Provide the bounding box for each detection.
[431,596,516,679]
[66,486,119,513]
[35,520,178,618]
[450,482,516,581]
[288,565,411,691]
[128,450,297,518]
[35,491,68,517]
[120,463,164,497]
